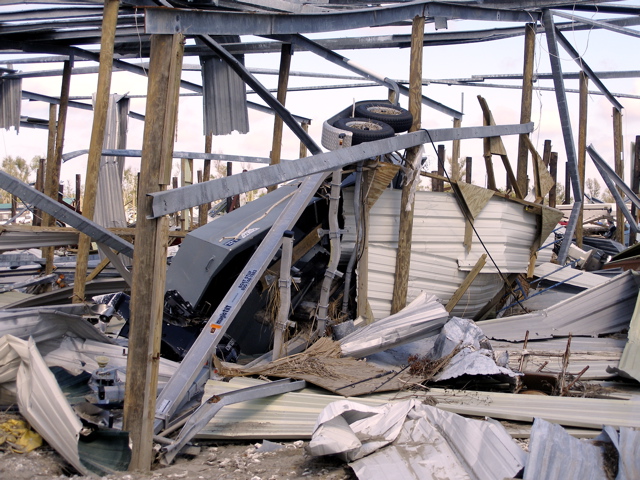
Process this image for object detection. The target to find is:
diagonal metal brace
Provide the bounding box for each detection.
[148,122,534,218]
[160,378,306,465]
[0,171,134,257]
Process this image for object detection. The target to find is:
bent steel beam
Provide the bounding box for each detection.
[551,9,640,40]
[149,122,534,218]
[154,172,327,433]
[275,34,463,119]
[62,148,278,164]
[543,9,582,265]
[145,2,539,36]
[0,171,134,257]
[588,144,640,233]
[554,29,623,111]
[160,379,306,465]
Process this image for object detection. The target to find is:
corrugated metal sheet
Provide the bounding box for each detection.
[310,400,527,480]
[491,337,625,380]
[0,335,91,475]
[615,292,640,382]
[197,377,394,440]
[196,377,640,440]
[523,418,607,480]
[0,229,79,250]
[339,292,447,357]
[94,94,127,230]
[200,36,249,136]
[478,270,640,341]
[0,77,21,131]
[533,262,609,290]
[343,189,539,320]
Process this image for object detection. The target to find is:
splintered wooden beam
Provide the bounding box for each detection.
[391,15,423,315]
[123,32,184,473]
[446,254,487,312]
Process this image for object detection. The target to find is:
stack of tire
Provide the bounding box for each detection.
[334,102,413,145]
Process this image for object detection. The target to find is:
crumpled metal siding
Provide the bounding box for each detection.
[524,418,606,480]
[200,36,249,136]
[0,77,21,132]
[614,292,640,382]
[343,189,537,320]
[479,270,640,341]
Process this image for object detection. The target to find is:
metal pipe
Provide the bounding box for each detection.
[272,231,294,361]
[342,162,363,315]
[316,169,343,335]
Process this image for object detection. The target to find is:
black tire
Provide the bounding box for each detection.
[354,102,413,133]
[333,117,395,145]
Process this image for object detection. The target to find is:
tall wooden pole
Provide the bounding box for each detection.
[72,0,120,302]
[123,33,184,472]
[43,64,71,276]
[391,15,423,314]
[576,72,588,247]
[465,156,472,184]
[613,108,624,244]
[451,118,462,182]
[267,43,292,193]
[549,152,558,208]
[516,23,536,195]
[564,162,571,205]
[198,134,212,227]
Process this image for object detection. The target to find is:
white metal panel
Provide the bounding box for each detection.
[533,262,609,290]
[343,189,539,320]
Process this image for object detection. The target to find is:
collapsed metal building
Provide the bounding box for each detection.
[0,0,639,477]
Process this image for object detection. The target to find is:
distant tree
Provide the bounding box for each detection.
[122,167,138,209]
[586,177,602,200]
[602,190,615,204]
[0,156,42,203]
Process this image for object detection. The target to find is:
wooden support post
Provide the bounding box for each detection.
[451,118,462,182]
[43,65,71,276]
[564,162,571,205]
[75,174,81,212]
[198,134,213,227]
[631,136,640,245]
[123,32,183,472]
[549,152,558,208]
[299,121,309,159]
[391,15,424,315]
[73,0,119,303]
[446,254,487,312]
[542,140,552,168]
[576,72,588,247]
[181,157,193,229]
[465,156,472,184]
[10,195,16,219]
[267,43,292,193]
[33,157,45,226]
[437,144,445,192]
[516,23,536,195]
[613,108,625,244]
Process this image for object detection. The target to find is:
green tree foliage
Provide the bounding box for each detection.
[0,155,43,203]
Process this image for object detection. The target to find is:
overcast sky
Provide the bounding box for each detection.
[1,2,639,194]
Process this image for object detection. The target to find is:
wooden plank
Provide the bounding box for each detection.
[42,104,57,281]
[391,15,423,315]
[523,135,555,202]
[446,253,487,312]
[549,152,558,208]
[73,0,119,303]
[86,256,111,282]
[613,107,625,244]
[299,121,309,159]
[465,156,472,184]
[198,134,213,227]
[364,161,400,209]
[516,23,536,194]
[123,33,183,472]
[268,43,292,193]
[576,72,588,247]
[451,117,462,182]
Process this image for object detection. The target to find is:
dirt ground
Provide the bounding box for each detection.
[1,411,355,480]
